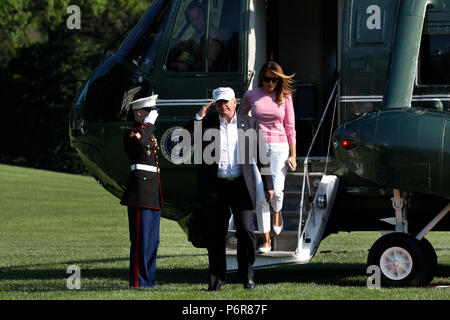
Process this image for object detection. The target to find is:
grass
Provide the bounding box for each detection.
[1,163,450,300]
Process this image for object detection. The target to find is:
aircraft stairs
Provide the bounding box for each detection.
[225,170,339,270]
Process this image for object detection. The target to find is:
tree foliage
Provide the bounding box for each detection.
[0,0,153,173]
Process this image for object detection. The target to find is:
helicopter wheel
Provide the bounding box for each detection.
[416,237,437,286]
[367,232,429,287]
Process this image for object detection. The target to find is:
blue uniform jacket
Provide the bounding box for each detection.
[120,122,163,209]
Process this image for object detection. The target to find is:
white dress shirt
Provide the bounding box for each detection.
[217,113,242,179]
[195,112,242,179]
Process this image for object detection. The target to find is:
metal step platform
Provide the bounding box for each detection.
[226,172,339,270]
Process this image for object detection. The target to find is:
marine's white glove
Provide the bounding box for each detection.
[144,110,159,124]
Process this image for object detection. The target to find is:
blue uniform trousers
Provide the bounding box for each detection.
[127,206,161,288]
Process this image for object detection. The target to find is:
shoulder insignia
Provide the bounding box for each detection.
[129,131,142,139]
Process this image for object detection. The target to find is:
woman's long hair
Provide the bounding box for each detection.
[257,61,295,105]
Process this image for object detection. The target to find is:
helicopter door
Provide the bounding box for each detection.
[153,0,245,102]
[262,0,340,156]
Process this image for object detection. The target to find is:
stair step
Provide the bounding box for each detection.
[226,230,298,252]
[226,173,340,269]
[226,171,328,254]
[283,190,303,195]
[226,249,297,258]
[230,210,303,231]
[286,172,324,177]
[226,230,298,237]
[281,197,314,212]
[284,177,322,192]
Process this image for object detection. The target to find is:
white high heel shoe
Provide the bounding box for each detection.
[258,245,271,253]
[258,242,272,253]
[272,212,283,235]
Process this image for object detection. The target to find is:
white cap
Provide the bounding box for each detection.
[212,87,235,102]
[129,94,158,110]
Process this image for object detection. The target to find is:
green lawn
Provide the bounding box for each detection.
[1,163,449,300]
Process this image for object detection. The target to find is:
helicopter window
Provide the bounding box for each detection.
[165,0,240,72]
[208,0,240,72]
[419,33,450,85]
[126,1,171,73]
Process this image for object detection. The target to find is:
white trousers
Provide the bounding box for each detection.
[254,142,290,233]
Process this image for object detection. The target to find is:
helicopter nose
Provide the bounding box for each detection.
[340,137,360,150]
[333,124,360,151]
[332,116,367,177]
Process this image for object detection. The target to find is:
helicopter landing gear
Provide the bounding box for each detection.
[367,232,435,287]
[368,189,447,287]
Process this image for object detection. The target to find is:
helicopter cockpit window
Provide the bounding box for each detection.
[126,2,170,73]
[165,0,240,72]
[419,33,450,85]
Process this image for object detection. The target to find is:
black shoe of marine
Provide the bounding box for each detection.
[243,279,255,290]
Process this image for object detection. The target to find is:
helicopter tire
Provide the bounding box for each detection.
[367,232,427,287]
[416,237,437,287]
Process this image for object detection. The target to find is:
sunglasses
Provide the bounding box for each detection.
[142,107,160,112]
[263,76,279,83]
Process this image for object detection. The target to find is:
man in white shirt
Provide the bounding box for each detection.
[187,87,273,290]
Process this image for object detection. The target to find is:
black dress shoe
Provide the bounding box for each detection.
[208,283,224,291]
[243,279,255,290]
[208,278,226,291]
[208,286,222,291]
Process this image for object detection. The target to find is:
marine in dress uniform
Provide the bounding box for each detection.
[120,94,163,288]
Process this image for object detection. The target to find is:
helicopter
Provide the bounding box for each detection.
[70,0,450,287]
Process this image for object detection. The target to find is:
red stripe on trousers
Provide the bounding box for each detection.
[134,208,141,288]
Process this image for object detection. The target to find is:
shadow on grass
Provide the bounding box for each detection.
[253,260,450,287]
[251,263,367,287]
[0,253,206,280]
[2,257,450,292]
[0,263,368,292]
[0,254,208,292]
[0,266,207,292]
[435,264,450,284]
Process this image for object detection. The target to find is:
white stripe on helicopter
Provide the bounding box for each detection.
[155,98,241,106]
[341,95,450,102]
[155,96,450,106]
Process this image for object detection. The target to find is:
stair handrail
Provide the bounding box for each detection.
[296,77,340,254]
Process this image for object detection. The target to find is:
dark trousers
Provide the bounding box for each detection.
[128,206,161,288]
[205,176,256,290]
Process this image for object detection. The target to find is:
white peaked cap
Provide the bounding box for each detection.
[212,87,235,102]
[129,94,158,110]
